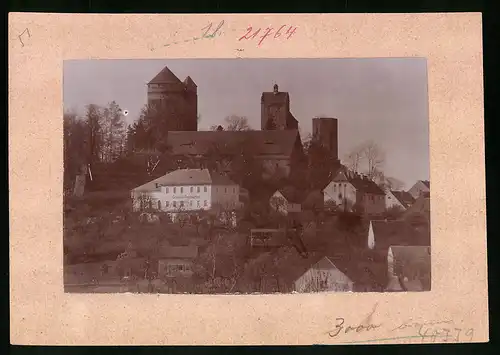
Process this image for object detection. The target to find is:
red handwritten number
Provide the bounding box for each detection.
[286,26,297,39]
[239,25,296,42]
[250,28,261,39]
[239,27,254,41]
[274,25,286,38]
[258,28,273,46]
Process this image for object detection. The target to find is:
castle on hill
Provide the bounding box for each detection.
[144,65,340,180]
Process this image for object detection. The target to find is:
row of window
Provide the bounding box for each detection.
[161,186,237,194]
[365,194,383,202]
[163,186,207,194]
[165,264,191,273]
[158,200,208,209]
[332,183,347,192]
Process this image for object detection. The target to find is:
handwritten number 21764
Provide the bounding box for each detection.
[239,25,297,46]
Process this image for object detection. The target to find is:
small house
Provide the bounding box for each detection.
[385,190,415,211]
[403,191,431,225]
[157,245,199,279]
[294,256,354,292]
[269,187,302,215]
[323,167,386,215]
[408,180,430,200]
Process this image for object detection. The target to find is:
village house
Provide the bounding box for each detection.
[385,190,415,211]
[157,245,199,279]
[385,245,431,292]
[293,256,354,292]
[323,168,386,215]
[403,191,431,225]
[269,186,302,215]
[241,248,387,293]
[367,220,431,252]
[408,180,430,199]
[131,168,241,215]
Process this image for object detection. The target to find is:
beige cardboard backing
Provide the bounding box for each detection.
[8,13,487,345]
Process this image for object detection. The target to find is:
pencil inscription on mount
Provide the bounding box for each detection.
[63,58,431,294]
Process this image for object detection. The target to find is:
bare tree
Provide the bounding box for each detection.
[224,115,252,131]
[363,140,385,179]
[344,144,365,173]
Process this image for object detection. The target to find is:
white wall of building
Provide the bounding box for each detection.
[385,191,405,210]
[132,182,240,213]
[323,181,356,210]
[210,184,240,210]
[295,265,353,293]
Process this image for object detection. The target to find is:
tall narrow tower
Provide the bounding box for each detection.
[261,84,298,130]
[147,66,198,131]
[312,117,339,161]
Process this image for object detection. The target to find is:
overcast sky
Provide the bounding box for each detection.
[64,58,429,188]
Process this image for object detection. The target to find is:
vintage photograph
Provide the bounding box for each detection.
[63,58,431,294]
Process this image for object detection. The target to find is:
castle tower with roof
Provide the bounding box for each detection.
[147,66,198,131]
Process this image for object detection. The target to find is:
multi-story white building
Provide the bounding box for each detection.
[323,167,386,215]
[131,168,240,213]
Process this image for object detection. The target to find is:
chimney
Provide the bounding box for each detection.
[273,84,279,95]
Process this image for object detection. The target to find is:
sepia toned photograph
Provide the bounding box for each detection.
[63,58,431,295]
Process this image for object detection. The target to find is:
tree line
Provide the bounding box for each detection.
[64,101,127,186]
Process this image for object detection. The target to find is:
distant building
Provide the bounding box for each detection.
[408,180,430,199]
[367,220,430,251]
[323,167,386,215]
[386,190,415,210]
[261,84,299,130]
[160,129,305,179]
[312,117,339,161]
[131,168,241,214]
[294,256,354,293]
[269,187,302,215]
[385,245,431,292]
[147,66,198,131]
[403,191,431,224]
[157,245,199,279]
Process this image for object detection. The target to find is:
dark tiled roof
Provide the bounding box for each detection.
[132,169,236,192]
[391,190,415,208]
[371,220,430,251]
[421,180,430,188]
[349,176,385,195]
[165,130,300,157]
[404,193,431,219]
[276,186,304,204]
[332,166,385,195]
[148,66,183,85]
[327,254,388,289]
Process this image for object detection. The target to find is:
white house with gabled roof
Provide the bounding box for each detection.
[131,168,241,213]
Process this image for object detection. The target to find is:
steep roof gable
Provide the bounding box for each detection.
[148,66,183,85]
[391,190,415,208]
